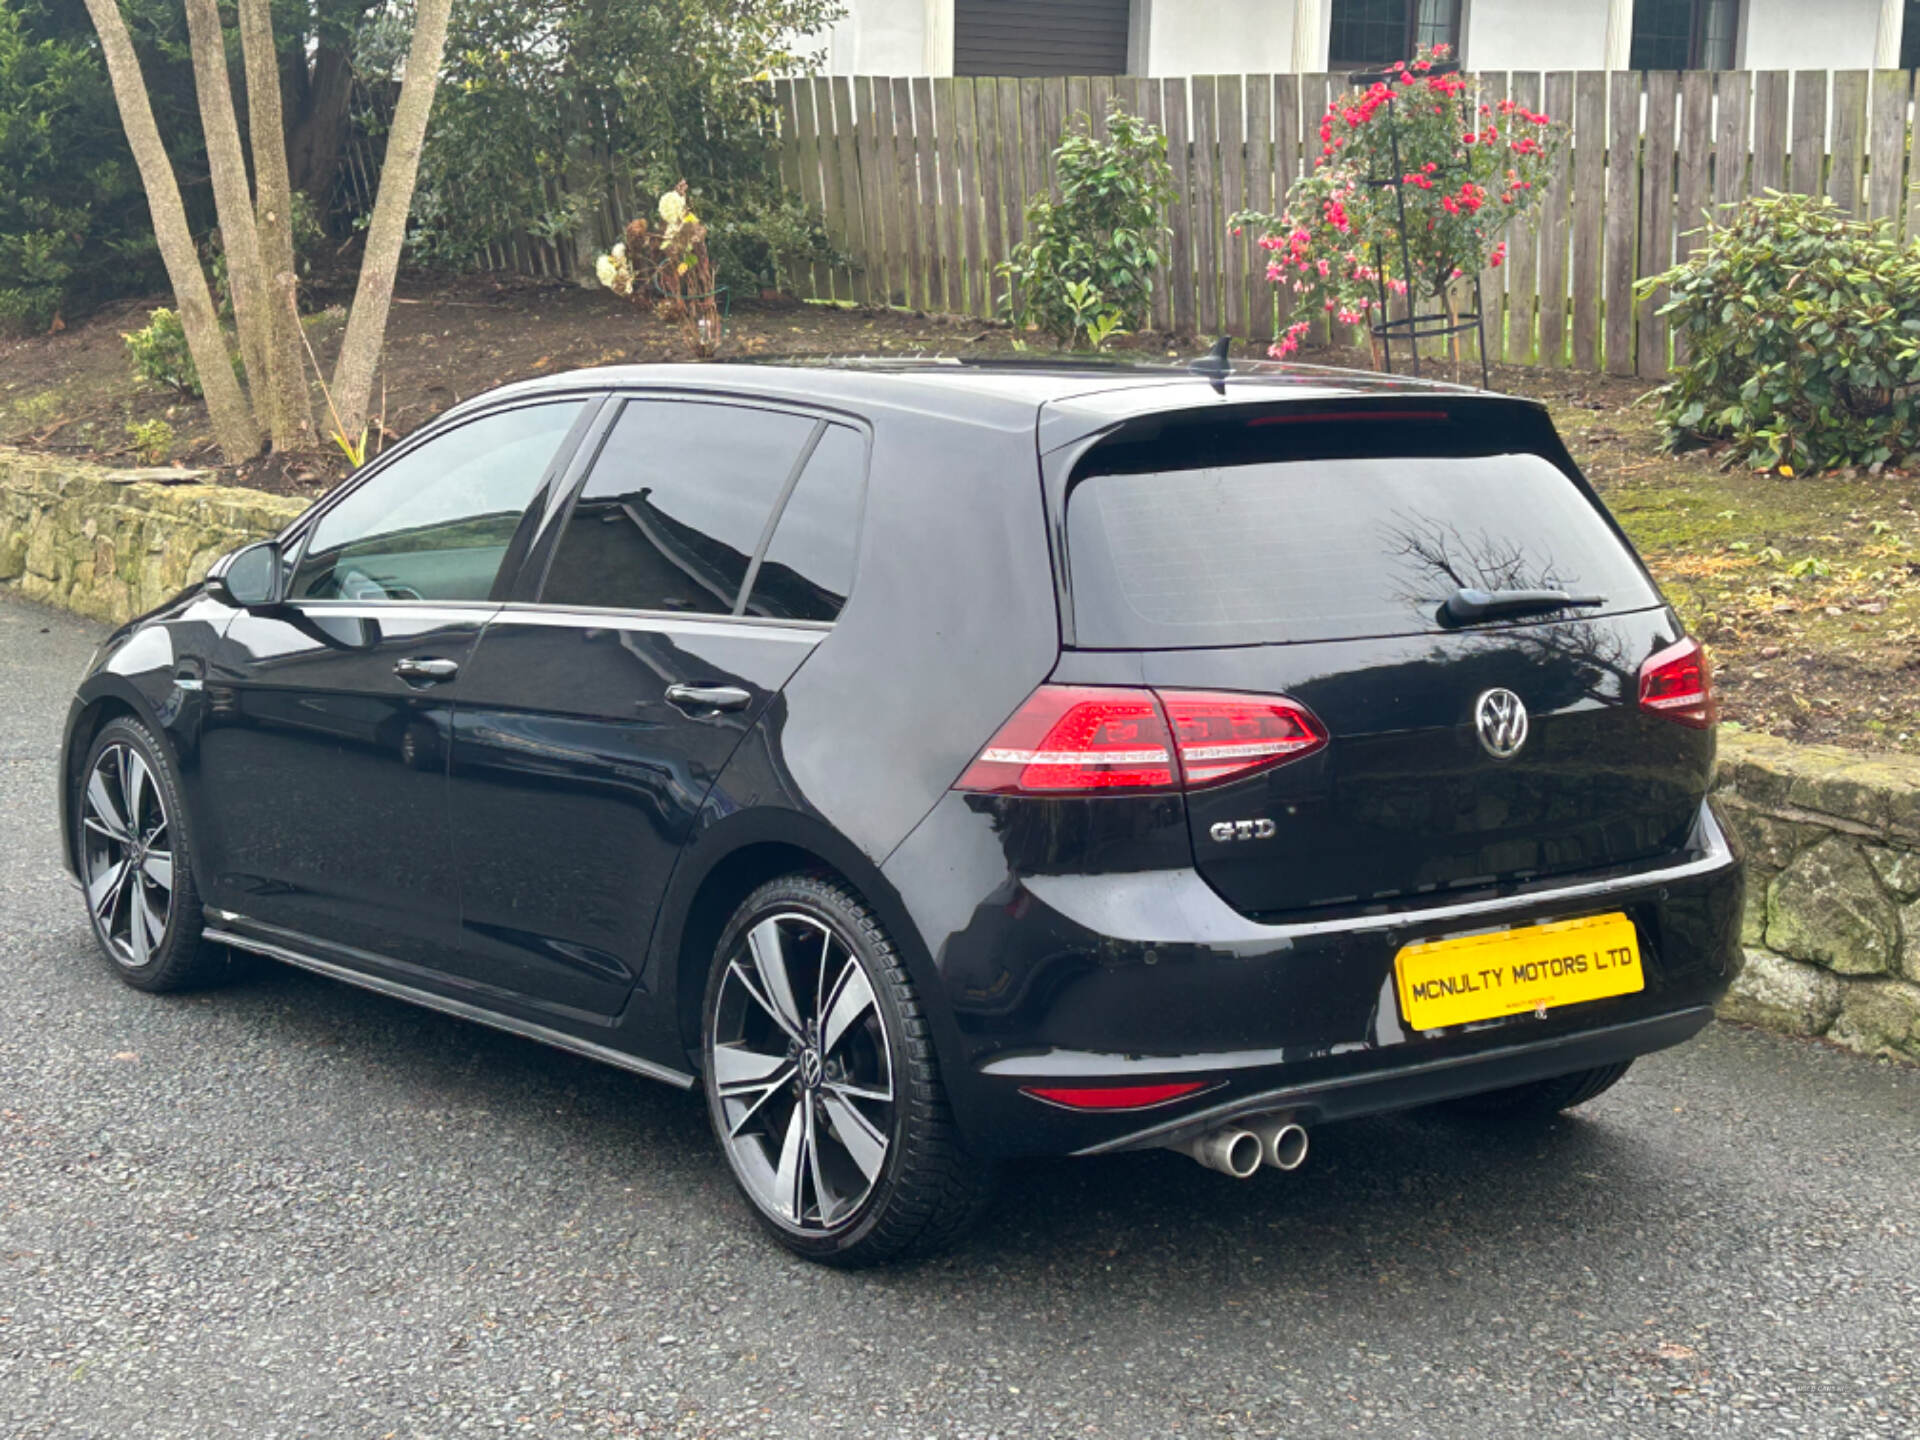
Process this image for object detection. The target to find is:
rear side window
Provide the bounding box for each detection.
[742,422,866,622]
[1065,411,1659,648]
[540,399,817,615]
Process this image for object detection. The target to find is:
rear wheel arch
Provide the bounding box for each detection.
[661,816,937,1070]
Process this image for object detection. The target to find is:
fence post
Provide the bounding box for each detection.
[1163,78,1195,336]
[1538,71,1575,369]
[1790,71,1828,196]
[1828,70,1868,216]
[1868,70,1911,232]
[1244,75,1274,344]
[1603,71,1639,377]
[1570,72,1606,372]
[1636,70,1678,378]
[1506,72,1543,366]
[1673,70,1714,364]
[1191,75,1221,338]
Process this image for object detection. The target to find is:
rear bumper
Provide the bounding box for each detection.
[1066,1005,1712,1154]
[884,797,1744,1159]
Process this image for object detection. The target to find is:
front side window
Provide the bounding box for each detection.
[539,399,820,616]
[1630,0,1739,70]
[1328,0,1461,72]
[290,401,585,602]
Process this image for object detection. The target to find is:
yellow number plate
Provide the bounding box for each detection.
[1393,912,1644,1032]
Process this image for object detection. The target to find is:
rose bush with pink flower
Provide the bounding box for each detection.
[1232,46,1562,360]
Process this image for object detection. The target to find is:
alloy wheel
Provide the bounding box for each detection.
[710,912,896,1233]
[80,741,174,968]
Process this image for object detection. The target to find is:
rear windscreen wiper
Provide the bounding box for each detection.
[1438,587,1606,627]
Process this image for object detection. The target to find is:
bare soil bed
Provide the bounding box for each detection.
[7,279,1919,753]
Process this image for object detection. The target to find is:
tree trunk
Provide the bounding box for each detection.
[237,0,315,451]
[331,0,454,443]
[285,39,357,210]
[81,0,258,464]
[182,0,270,408]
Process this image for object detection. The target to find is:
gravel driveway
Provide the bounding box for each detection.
[2,591,1916,1440]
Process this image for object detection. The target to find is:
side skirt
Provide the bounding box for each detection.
[203,923,696,1091]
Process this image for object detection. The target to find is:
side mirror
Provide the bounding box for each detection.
[205,540,282,609]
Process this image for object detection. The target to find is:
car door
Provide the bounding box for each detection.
[198,396,599,974]
[444,396,868,1021]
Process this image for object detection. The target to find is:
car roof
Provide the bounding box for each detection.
[446,355,1539,451]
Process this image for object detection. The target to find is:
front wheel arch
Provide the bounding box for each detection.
[63,693,145,875]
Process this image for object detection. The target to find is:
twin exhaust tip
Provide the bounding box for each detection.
[1172,1117,1309,1179]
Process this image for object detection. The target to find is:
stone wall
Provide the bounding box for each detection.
[0,445,306,624]
[1714,732,1920,1063]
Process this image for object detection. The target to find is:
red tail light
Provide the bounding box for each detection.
[1158,690,1329,786]
[954,686,1177,793]
[1639,637,1714,728]
[955,685,1326,795]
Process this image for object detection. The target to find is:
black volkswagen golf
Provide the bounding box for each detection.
[59,358,1743,1265]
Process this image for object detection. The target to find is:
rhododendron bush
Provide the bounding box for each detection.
[1234,46,1563,361]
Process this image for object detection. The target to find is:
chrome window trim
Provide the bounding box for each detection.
[268,600,502,621]
[488,602,828,641]
[204,923,695,1090]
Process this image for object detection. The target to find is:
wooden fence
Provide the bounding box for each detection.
[764,70,1919,378]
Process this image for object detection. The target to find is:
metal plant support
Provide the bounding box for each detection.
[1348,62,1490,389]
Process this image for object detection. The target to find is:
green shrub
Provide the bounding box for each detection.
[1642,191,1920,474]
[0,0,186,333]
[999,104,1175,349]
[409,0,841,290]
[126,417,174,464]
[124,307,200,398]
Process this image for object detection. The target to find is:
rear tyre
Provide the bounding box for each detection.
[74,716,236,993]
[701,873,994,1266]
[1442,1061,1634,1120]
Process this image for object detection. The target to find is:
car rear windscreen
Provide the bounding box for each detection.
[1063,409,1661,649]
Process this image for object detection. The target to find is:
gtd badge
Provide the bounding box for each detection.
[1209,818,1277,842]
[1475,688,1529,759]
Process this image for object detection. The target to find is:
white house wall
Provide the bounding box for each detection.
[808,0,1888,77]
[1141,0,1299,75]
[1739,0,1880,71]
[1462,0,1611,72]
[816,3,935,75]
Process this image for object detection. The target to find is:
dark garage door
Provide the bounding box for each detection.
[954,0,1132,77]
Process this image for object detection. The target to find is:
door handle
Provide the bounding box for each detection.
[665,682,753,716]
[394,656,460,683]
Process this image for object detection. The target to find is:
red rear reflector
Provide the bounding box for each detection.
[1021,1081,1209,1110]
[957,686,1328,795]
[954,686,1177,794]
[1639,637,1714,728]
[1158,690,1329,787]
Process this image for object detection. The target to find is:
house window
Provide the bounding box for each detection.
[1629,0,1739,70]
[1904,0,1920,69]
[1327,0,1462,74]
[953,0,1133,77]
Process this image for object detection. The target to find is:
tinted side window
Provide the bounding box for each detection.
[291,401,584,602]
[743,423,865,622]
[540,400,817,615]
